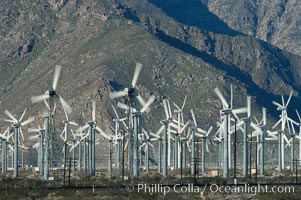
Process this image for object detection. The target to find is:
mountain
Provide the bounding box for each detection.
[0,0,301,164]
[205,0,301,56]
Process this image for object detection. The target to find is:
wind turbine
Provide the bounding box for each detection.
[4,109,35,177]
[28,126,45,176]
[109,63,155,177]
[173,96,187,168]
[140,129,161,172]
[0,128,13,174]
[111,104,127,175]
[294,110,301,166]
[60,107,78,174]
[31,65,73,179]
[272,90,294,171]
[189,109,210,176]
[214,86,248,177]
[196,126,213,175]
[73,127,90,174]
[250,107,269,176]
[79,100,112,175]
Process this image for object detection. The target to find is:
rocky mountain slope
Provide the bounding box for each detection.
[205,0,301,56]
[0,0,301,164]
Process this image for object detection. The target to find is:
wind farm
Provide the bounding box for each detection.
[1,64,301,185]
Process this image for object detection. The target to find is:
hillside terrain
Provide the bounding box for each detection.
[0,0,301,165]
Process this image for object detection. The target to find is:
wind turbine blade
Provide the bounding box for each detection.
[92,100,96,121]
[290,120,296,134]
[52,65,62,90]
[173,102,181,110]
[44,99,50,111]
[283,135,290,145]
[156,125,164,135]
[232,107,248,114]
[4,110,18,122]
[29,134,40,140]
[150,132,160,138]
[206,142,210,153]
[163,99,170,118]
[109,91,127,99]
[281,95,285,107]
[206,126,213,137]
[28,128,40,133]
[60,96,73,114]
[70,129,76,140]
[62,103,69,121]
[2,127,10,136]
[253,116,260,125]
[31,94,49,104]
[144,131,149,140]
[190,109,197,126]
[286,90,293,107]
[131,63,142,87]
[33,142,40,149]
[4,119,15,123]
[78,124,89,133]
[247,96,251,118]
[179,122,189,133]
[69,121,79,126]
[21,116,35,127]
[250,122,261,133]
[117,102,129,110]
[19,128,25,141]
[111,104,119,119]
[181,95,187,110]
[296,109,301,122]
[136,94,146,107]
[272,118,282,129]
[141,95,155,113]
[96,126,111,140]
[214,88,229,108]
[272,101,283,108]
[197,128,207,135]
[19,108,27,122]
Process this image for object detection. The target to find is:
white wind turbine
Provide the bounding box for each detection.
[0,128,13,174]
[195,125,213,175]
[78,100,112,175]
[28,126,45,175]
[189,109,210,176]
[272,90,295,171]
[60,107,78,173]
[172,96,188,168]
[4,109,35,177]
[115,96,155,177]
[111,104,127,173]
[31,65,73,180]
[109,63,155,177]
[139,129,157,172]
[214,86,248,177]
[294,110,301,165]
